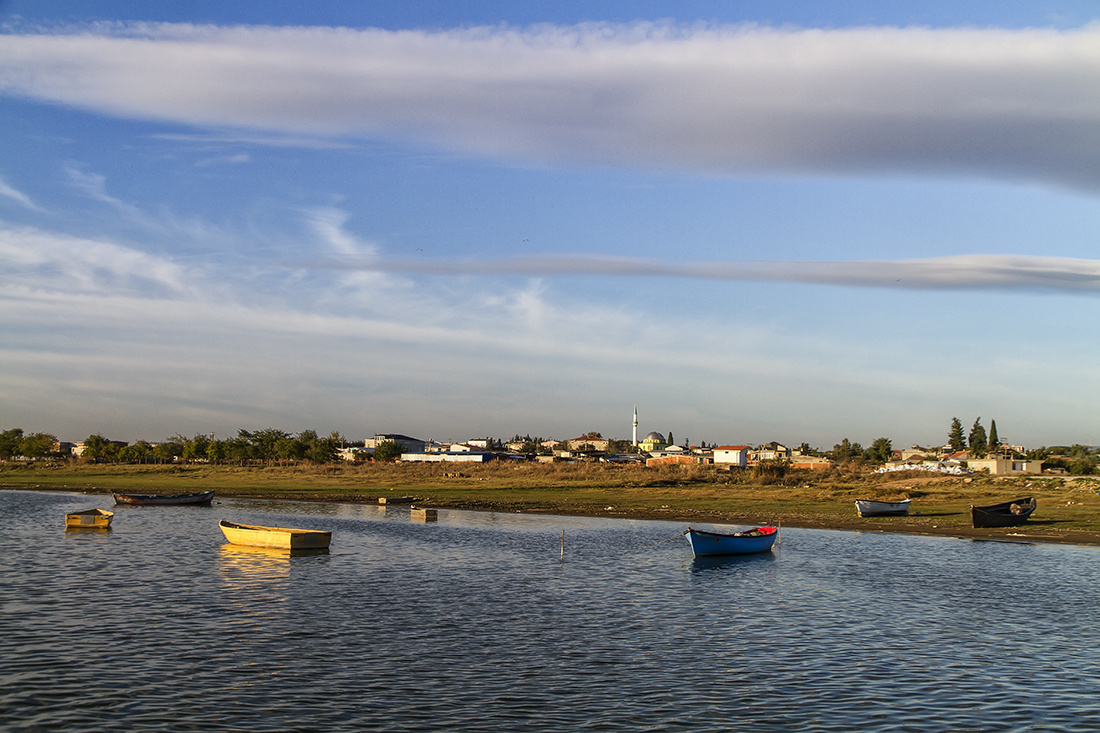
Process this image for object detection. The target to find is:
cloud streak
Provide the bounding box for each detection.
[1,22,1098,189]
[300,254,1100,293]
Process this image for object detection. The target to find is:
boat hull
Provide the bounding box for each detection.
[971,497,1036,528]
[65,509,114,528]
[114,491,214,506]
[685,526,778,557]
[219,519,332,550]
[855,499,911,517]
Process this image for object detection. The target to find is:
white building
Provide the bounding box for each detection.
[712,445,749,467]
[967,456,1043,475]
[401,452,491,463]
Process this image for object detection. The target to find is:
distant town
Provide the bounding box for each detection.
[2,414,1097,476]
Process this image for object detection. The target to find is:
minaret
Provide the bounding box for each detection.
[632,406,638,447]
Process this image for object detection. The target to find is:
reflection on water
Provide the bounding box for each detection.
[688,551,777,575]
[219,542,330,559]
[4,488,1100,732]
[63,525,112,534]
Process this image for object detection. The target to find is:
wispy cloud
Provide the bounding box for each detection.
[2,22,1098,189]
[0,223,188,295]
[0,174,45,212]
[297,254,1100,293]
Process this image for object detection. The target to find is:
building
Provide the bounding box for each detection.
[755,442,791,461]
[337,447,371,462]
[712,445,749,467]
[365,434,427,453]
[638,431,666,453]
[401,452,491,463]
[646,453,709,467]
[967,456,1043,475]
[565,435,611,452]
[789,455,834,470]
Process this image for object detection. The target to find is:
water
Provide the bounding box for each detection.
[3,489,1100,732]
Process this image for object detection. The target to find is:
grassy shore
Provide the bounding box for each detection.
[5,461,1100,545]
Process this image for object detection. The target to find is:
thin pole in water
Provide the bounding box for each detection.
[561,529,565,559]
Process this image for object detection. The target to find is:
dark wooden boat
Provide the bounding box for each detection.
[971,497,1036,528]
[114,490,215,506]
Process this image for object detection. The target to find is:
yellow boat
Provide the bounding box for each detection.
[65,508,114,528]
[219,519,332,550]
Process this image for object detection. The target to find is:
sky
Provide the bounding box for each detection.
[1,1,1098,450]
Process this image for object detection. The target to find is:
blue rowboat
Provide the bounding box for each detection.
[685,526,778,557]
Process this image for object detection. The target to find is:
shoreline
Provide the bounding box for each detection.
[5,461,1099,547]
[21,484,1100,548]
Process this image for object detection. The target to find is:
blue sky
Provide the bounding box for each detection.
[1,1,1098,450]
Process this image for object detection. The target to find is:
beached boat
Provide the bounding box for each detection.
[114,490,215,506]
[65,508,114,528]
[855,498,912,517]
[685,526,778,557]
[971,497,1036,529]
[219,519,332,550]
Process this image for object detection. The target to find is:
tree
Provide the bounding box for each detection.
[0,428,25,458]
[667,431,674,447]
[206,440,227,463]
[830,438,864,462]
[988,420,999,452]
[181,434,211,462]
[866,437,893,464]
[18,432,57,458]
[249,428,291,461]
[154,439,183,463]
[81,434,110,462]
[120,440,153,463]
[373,440,404,462]
[304,431,341,463]
[948,417,966,452]
[968,418,988,457]
[274,437,305,462]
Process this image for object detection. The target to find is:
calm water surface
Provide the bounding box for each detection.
[3,489,1100,732]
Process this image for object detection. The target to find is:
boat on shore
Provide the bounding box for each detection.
[855,498,912,517]
[219,519,332,550]
[65,508,114,528]
[685,526,778,557]
[114,490,215,506]
[972,497,1036,529]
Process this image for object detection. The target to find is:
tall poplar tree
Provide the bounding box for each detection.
[969,417,988,457]
[948,417,966,452]
[988,420,999,452]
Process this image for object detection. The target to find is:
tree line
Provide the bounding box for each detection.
[0,427,351,464]
[3,422,1096,473]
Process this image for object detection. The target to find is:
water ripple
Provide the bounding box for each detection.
[3,490,1100,731]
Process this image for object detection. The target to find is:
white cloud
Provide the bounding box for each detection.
[299,253,1100,294]
[0,223,187,295]
[0,174,45,212]
[2,22,1098,189]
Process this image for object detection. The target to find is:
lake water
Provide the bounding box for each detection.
[3,489,1100,732]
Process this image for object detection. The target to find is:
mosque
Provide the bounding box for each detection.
[632,406,667,453]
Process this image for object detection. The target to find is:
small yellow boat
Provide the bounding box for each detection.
[65,508,114,528]
[219,519,332,550]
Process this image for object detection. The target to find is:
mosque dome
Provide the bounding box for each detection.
[643,431,665,443]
